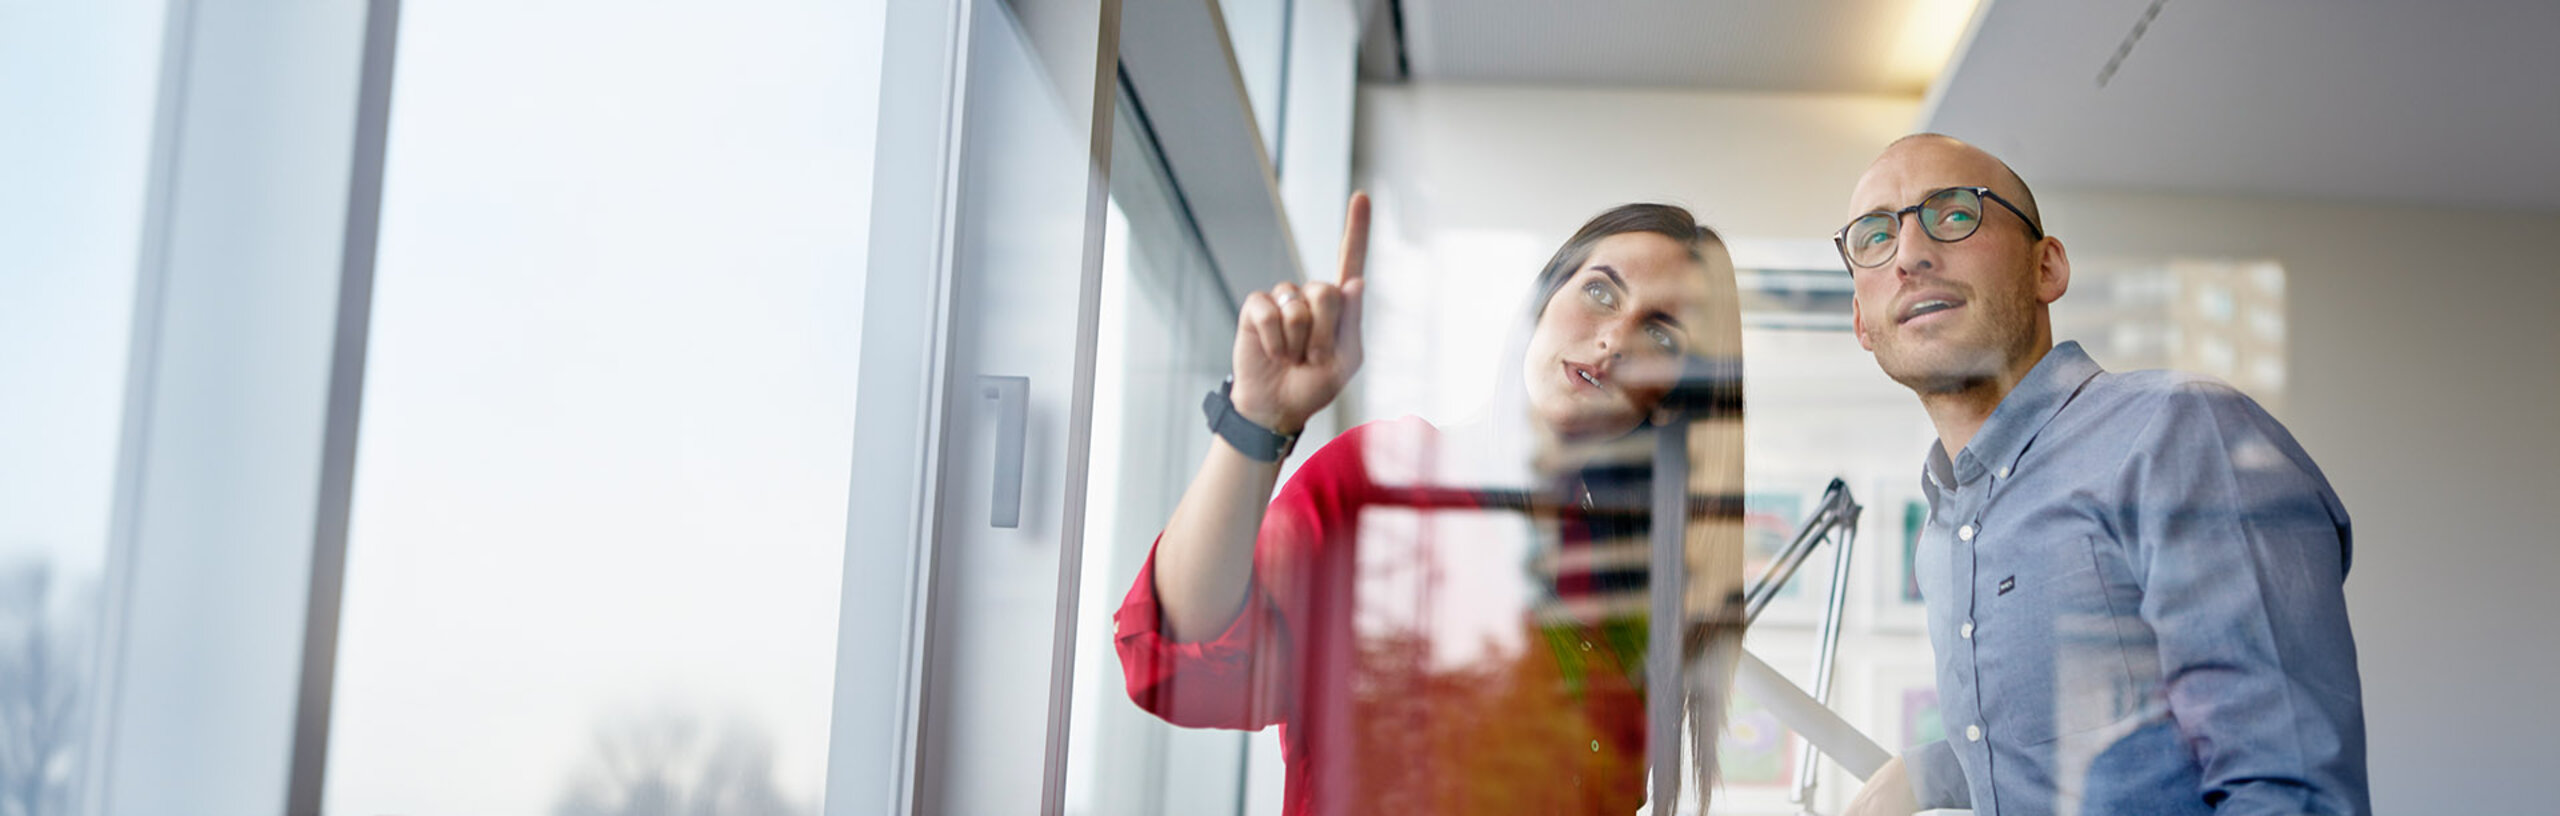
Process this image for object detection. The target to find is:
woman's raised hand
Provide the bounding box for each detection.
[1229,192,1370,434]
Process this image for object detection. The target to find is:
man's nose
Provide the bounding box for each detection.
[1892,212,1939,277]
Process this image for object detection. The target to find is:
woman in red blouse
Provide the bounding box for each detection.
[1117,193,1746,815]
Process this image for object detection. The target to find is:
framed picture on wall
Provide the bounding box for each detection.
[1860,658,1946,756]
[1719,691,1798,788]
[1740,483,1833,625]
[1857,478,1931,631]
[1713,638,1816,815]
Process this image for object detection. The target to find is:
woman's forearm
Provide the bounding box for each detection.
[1152,192,1368,643]
[1151,439,1284,642]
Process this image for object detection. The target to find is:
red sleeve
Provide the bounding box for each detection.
[1112,542,1291,729]
[1111,420,1391,731]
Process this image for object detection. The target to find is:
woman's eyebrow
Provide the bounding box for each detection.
[1589,263,1687,331]
[1589,264,1626,289]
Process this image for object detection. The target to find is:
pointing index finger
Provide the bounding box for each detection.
[1336,191,1371,284]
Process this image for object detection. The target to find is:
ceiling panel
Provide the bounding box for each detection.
[1374,0,1972,95]
[1924,0,2560,212]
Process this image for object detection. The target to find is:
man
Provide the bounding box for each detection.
[1835,134,2367,815]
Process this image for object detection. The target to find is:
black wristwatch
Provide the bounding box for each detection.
[1203,376,1299,462]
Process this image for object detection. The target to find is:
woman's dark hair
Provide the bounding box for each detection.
[1529,203,1724,318]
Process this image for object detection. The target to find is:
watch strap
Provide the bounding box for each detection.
[1204,377,1298,462]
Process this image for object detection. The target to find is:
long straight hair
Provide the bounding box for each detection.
[1523,203,1747,806]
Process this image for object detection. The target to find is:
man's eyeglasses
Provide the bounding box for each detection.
[1833,186,2043,271]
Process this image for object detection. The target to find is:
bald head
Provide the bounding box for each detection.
[1854,133,2042,231]
[1841,131,2070,407]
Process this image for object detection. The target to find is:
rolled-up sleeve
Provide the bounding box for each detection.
[1113,541,1292,730]
[2117,381,2368,815]
[1904,738,1972,810]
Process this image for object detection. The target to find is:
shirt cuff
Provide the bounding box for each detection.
[1114,543,1265,669]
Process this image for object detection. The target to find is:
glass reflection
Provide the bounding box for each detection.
[1108,199,1747,814]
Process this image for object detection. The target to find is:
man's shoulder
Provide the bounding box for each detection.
[2083,367,2268,421]
[2096,366,2244,398]
[2043,367,2298,466]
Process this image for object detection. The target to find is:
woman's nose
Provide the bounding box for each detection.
[1600,320,1640,359]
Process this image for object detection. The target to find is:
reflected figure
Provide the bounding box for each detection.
[0,561,92,816]
[1835,134,2366,816]
[552,708,808,816]
[1116,195,1746,814]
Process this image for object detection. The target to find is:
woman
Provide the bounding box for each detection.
[1115,193,1745,815]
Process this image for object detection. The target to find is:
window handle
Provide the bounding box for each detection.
[980,375,1028,528]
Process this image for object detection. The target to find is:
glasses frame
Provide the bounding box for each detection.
[1833,186,2044,271]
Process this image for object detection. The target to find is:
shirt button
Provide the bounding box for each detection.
[1961,621,1974,639]
[1966,724,1983,742]
[1958,524,1976,542]
[1996,465,2010,479]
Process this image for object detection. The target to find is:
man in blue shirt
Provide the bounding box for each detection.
[1835,134,2368,816]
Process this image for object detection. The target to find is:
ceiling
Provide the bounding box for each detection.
[1924,0,2560,213]
[1362,0,2560,212]
[1360,0,1976,95]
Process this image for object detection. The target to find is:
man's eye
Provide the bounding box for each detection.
[1938,210,1977,227]
[1859,229,1893,247]
[1583,281,1617,307]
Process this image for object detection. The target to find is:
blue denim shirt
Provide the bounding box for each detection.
[1903,342,2368,816]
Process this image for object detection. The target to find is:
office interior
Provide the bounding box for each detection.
[3,1,2554,814]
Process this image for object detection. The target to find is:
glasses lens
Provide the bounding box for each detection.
[1845,213,1898,268]
[1919,188,1985,242]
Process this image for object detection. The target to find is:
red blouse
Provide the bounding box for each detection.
[1114,418,1650,816]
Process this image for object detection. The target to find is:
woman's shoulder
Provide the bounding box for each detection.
[1299,415,1516,495]
[1308,415,1439,456]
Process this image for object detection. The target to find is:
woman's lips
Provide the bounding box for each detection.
[1563,360,1607,392]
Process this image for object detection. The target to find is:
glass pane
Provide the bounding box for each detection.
[1074,156,1751,810]
[0,4,166,814]
[1724,252,2291,813]
[1062,96,1248,816]
[320,2,884,813]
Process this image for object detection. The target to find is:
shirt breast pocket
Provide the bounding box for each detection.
[2010,536,2141,743]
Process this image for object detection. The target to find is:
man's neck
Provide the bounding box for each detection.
[1918,343,2052,458]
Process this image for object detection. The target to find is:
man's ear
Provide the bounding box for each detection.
[1851,296,1876,351]
[2035,237,2071,305]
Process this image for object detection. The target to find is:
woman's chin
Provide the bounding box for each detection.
[1533,403,1639,444]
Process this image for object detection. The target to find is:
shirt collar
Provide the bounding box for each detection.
[1924,341,2106,490]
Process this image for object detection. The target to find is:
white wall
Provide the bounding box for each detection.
[1355,82,2560,813]
[1357,85,1918,247]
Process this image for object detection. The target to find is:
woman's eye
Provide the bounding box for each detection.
[1646,324,1679,353]
[1583,281,1617,307]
